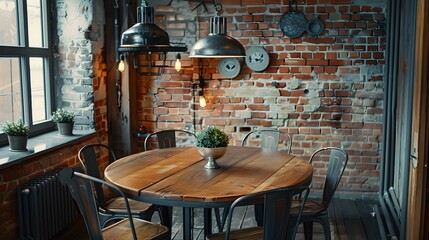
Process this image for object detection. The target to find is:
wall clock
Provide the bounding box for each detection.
[218,58,241,78]
[245,47,270,72]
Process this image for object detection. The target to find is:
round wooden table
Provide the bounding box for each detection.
[104,146,312,239]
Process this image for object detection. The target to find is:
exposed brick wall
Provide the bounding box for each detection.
[0,0,108,239]
[55,0,107,131]
[136,0,386,194]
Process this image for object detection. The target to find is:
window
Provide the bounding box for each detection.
[0,0,54,141]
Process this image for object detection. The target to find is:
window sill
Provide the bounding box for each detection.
[0,130,96,169]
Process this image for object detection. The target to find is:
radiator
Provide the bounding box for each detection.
[17,168,80,240]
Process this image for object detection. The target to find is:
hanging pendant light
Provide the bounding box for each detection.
[121,1,169,48]
[119,0,187,53]
[190,2,245,58]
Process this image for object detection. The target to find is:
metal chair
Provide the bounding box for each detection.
[206,185,310,240]
[143,129,196,151]
[291,147,349,240]
[78,144,166,228]
[241,129,292,153]
[58,167,169,240]
[239,129,293,228]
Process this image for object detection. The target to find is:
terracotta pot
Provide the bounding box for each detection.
[57,122,74,136]
[7,135,28,152]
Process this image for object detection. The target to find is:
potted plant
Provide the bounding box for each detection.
[0,120,30,151]
[196,126,229,169]
[51,108,75,136]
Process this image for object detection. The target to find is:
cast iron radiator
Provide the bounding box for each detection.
[17,168,80,240]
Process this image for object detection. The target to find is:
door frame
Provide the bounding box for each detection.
[406,0,429,238]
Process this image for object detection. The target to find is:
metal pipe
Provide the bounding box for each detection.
[379,194,398,239]
[373,205,388,240]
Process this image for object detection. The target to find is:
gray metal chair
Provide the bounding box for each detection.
[291,147,349,240]
[239,129,293,228]
[143,129,196,151]
[58,167,168,240]
[206,185,310,240]
[241,129,292,153]
[78,144,167,228]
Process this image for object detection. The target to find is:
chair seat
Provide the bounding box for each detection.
[290,199,325,217]
[103,218,168,240]
[106,197,154,214]
[207,227,264,240]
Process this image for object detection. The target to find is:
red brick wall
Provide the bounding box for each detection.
[137,0,385,193]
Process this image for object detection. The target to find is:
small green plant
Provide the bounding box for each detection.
[196,126,229,148]
[51,109,75,123]
[0,120,30,136]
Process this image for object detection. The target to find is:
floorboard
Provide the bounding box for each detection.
[56,197,381,240]
[355,198,382,240]
[334,199,367,240]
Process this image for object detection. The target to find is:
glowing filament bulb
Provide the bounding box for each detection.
[175,54,181,72]
[118,55,125,72]
[198,91,206,107]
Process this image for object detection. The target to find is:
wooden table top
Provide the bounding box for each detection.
[104,146,313,207]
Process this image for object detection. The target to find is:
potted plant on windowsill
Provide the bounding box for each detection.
[51,108,75,136]
[196,126,229,169]
[1,120,30,152]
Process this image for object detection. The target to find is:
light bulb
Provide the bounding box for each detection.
[118,55,125,72]
[175,54,181,72]
[199,95,206,107]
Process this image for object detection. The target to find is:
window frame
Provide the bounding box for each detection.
[0,0,56,145]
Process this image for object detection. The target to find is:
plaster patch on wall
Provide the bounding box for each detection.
[287,80,300,90]
[362,65,384,78]
[303,98,321,113]
[60,1,94,41]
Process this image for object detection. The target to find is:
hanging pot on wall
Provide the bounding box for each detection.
[279,0,308,38]
[306,15,325,37]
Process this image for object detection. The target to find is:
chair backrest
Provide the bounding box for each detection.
[58,167,138,240]
[223,186,310,240]
[143,129,196,151]
[309,147,348,208]
[241,129,292,153]
[78,143,116,205]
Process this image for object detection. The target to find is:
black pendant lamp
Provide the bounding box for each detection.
[190,3,245,58]
[119,1,187,53]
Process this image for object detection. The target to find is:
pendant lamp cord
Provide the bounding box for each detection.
[193,59,204,133]
[199,58,205,89]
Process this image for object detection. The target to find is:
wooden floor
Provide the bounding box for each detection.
[58,197,381,240]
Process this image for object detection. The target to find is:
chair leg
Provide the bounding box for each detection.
[254,203,264,227]
[303,221,313,240]
[319,215,331,240]
[286,219,299,240]
[159,206,173,239]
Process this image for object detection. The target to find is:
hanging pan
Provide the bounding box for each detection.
[306,15,324,37]
[279,0,308,38]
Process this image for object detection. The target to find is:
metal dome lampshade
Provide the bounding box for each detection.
[190,16,245,58]
[119,1,187,53]
[121,1,169,47]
